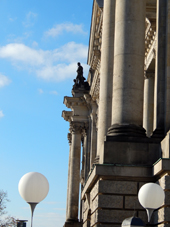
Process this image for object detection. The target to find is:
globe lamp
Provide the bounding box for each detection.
[138,183,165,222]
[18,172,49,227]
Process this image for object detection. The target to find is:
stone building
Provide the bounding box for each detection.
[62,0,170,226]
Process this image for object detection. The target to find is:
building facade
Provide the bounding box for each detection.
[63,0,170,226]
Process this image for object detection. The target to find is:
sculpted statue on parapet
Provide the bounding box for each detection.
[73,62,90,90]
[74,62,85,85]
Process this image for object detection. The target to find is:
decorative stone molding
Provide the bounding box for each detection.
[89,61,100,103]
[64,96,87,109]
[145,18,156,71]
[62,111,73,122]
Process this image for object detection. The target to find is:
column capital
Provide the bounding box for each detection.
[67,133,72,145]
[82,123,89,137]
[70,122,84,134]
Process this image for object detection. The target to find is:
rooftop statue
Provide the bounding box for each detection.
[73,62,90,91]
[74,62,86,85]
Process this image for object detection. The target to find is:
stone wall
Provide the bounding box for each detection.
[82,179,149,227]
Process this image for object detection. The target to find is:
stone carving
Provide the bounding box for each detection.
[82,128,88,138]
[70,122,84,134]
[67,133,72,145]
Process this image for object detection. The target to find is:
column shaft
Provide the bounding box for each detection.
[153,0,167,136]
[143,73,155,137]
[90,113,97,169]
[97,0,115,157]
[165,1,170,132]
[66,133,72,220]
[67,123,82,221]
[83,130,88,181]
[109,0,146,136]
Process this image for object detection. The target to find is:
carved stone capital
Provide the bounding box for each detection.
[69,122,84,134]
[83,122,89,136]
[67,133,72,145]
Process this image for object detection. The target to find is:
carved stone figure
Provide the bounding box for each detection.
[74,62,85,85]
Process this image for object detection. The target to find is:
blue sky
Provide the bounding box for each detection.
[0,0,92,226]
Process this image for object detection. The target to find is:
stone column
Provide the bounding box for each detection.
[90,102,97,169]
[66,133,72,220]
[82,128,88,181]
[165,1,170,133]
[153,0,167,137]
[108,0,146,137]
[97,0,115,157]
[143,72,155,137]
[67,122,83,222]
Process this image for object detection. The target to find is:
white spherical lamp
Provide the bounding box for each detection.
[18,172,49,227]
[138,183,165,222]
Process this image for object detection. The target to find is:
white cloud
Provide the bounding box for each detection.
[7,32,33,43]
[32,41,38,48]
[0,43,45,66]
[9,17,17,22]
[0,111,4,118]
[49,91,58,95]
[0,73,11,87]
[23,12,37,27]
[38,89,44,94]
[0,42,89,82]
[45,23,87,37]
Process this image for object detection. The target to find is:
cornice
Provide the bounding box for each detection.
[62,111,73,122]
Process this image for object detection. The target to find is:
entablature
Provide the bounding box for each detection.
[87,0,103,71]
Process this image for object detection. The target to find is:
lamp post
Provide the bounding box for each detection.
[138,183,165,222]
[18,172,49,227]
